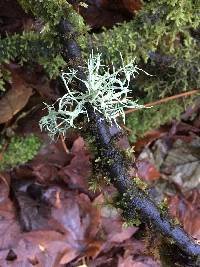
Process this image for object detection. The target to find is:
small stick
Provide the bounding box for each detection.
[60,134,70,154]
[124,89,199,115]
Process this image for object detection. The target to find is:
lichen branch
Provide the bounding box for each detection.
[41,17,200,266]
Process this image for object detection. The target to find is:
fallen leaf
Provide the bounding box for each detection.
[162,137,200,191]
[134,127,168,152]
[75,0,142,30]
[0,70,32,124]
[0,182,101,266]
[94,194,137,247]
[136,147,161,182]
[59,137,91,190]
[12,185,51,232]
[0,180,21,251]
[169,121,200,137]
[0,0,31,34]
[136,160,160,182]
[122,0,142,13]
[118,256,160,267]
[168,191,200,240]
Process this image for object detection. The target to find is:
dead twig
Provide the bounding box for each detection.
[124,89,199,115]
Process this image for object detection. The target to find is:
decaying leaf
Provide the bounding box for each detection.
[136,147,161,182]
[0,180,21,251]
[162,137,200,191]
[118,255,160,267]
[0,71,32,124]
[168,191,200,240]
[137,134,200,192]
[59,137,91,190]
[94,194,138,246]
[0,180,101,266]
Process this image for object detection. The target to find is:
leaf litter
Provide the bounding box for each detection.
[1,81,199,266]
[1,2,199,266]
[0,122,161,266]
[135,120,200,245]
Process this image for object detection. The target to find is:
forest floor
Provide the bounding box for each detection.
[0,1,200,266]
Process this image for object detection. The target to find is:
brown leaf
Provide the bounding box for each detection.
[136,160,161,182]
[0,180,21,251]
[0,182,101,266]
[136,146,161,182]
[134,127,168,152]
[0,0,31,34]
[0,230,77,267]
[168,191,200,240]
[0,70,32,124]
[169,121,200,136]
[118,256,135,267]
[13,188,51,232]
[59,137,91,190]
[122,0,142,13]
[162,137,200,191]
[118,256,160,267]
[94,194,137,246]
[75,0,142,30]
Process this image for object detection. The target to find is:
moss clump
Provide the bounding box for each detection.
[132,177,148,191]
[158,198,169,217]
[90,0,200,140]
[88,155,111,193]
[126,99,191,142]
[0,134,41,171]
[18,0,86,29]
[114,191,142,227]
[122,216,141,228]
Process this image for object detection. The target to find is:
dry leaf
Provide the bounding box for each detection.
[162,137,200,191]
[0,71,32,124]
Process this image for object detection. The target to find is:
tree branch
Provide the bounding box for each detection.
[56,18,200,266]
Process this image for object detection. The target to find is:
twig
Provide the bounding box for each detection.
[124,89,199,115]
[60,134,70,154]
[120,89,199,133]
[120,123,133,133]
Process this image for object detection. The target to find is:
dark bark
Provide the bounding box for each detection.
[56,18,200,266]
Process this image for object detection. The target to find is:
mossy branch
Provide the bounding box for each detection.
[54,18,200,266]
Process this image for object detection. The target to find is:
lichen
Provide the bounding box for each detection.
[39,53,148,139]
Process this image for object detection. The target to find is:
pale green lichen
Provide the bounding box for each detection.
[40,53,149,139]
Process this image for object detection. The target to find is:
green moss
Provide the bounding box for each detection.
[124,147,135,160]
[18,0,85,30]
[172,217,180,226]
[93,1,200,66]
[88,156,112,193]
[132,177,148,191]
[113,191,142,227]
[84,135,98,155]
[0,68,11,92]
[122,217,141,228]
[126,99,192,142]
[0,31,64,79]
[88,176,101,193]
[90,1,200,140]
[18,0,88,52]
[0,134,41,171]
[158,198,169,217]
